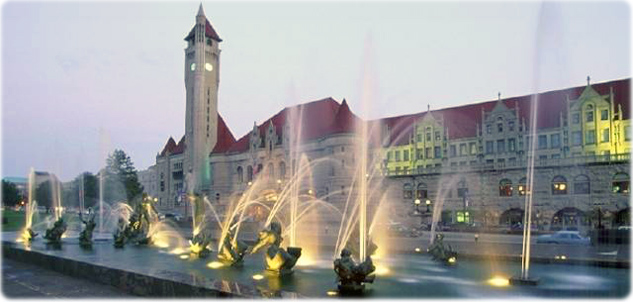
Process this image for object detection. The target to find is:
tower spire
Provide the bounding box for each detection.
[197,3,205,17]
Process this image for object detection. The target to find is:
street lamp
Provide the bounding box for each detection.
[414,199,421,214]
[426,199,431,213]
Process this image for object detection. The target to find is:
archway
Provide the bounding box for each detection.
[499,208,524,226]
[551,207,587,231]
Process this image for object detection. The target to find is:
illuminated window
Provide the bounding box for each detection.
[613,173,630,194]
[551,175,568,195]
[456,211,470,223]
[602,128,610,142]
[573,175,590,194]
[499,179,513,196]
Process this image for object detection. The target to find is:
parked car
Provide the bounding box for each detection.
[536,231,590,245]
[163,213,183,222]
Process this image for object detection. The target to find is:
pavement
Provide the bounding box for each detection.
[1,258,133,298]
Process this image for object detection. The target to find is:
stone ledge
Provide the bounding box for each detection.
[2,243,300,298]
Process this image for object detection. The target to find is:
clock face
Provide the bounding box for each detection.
[190,63,196,71]
[205,63,213,71]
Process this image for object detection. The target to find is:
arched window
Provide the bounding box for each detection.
[267,163,274,180]
[279,162,286,180]
[237,166,244,183]
[403,183,413,199]
[247,166,253,182]
[613,172,630,194]
[573,175,590,194]
[416,182,428,199]
[552,175,567,195]
[517,177,528,196]
[457,179,469,198]
[499,179,512,196]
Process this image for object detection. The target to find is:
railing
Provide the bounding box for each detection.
[385,153,630,176]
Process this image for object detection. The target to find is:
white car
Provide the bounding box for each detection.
[536,231,590,245]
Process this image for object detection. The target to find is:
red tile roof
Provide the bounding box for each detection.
[184,20,222,42]
[159,114,236,156]
[379,78,630,146]
[225,98,360,153]
[212,115,237,153]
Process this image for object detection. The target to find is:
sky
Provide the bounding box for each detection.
[1,1,630,181]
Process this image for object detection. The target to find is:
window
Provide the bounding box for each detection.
[538,135,547,149]
[497,123,503,133]
[572,113,580,124]
[518,177,528,196]
[573,175,590,194]
[508,138,516,152]
[456,211,471,223]
[417,134,422,142]
[551,134,560,148]
[425,148,431,159]
[247,166,254,182]
[434,146,442,158]
[572,131,582,146]
[386,151,392,161]
[416,183,428,199]
[497,139,505,153]
[279,162,286,180]
[470,143,477,155]
[509,121,515,131]
[237,166,244,183]
[457,180,468,198]
[509,157,516,166]
[426,132,431,141]
[586,130,596,144]
[613,173,630,194]
[626,126,631,141]
[601,110,609,120]
[450,145,457,157]
[267,163,274,179]
[395,151,401,161]
[403,183,413,199]
[435,131,441,141]
[486,124,492,134]
[602,128,610,143]
[403,150,409,161]
[551,175,568,195]
[460,144,468,156]
[586,111,594,122]
[551,154,560,159]
[486,141,494,154]
[417,148,424,159]
[499,179,513,196]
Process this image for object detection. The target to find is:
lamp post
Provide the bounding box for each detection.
[414,199,421,215]
[425,199,431,213]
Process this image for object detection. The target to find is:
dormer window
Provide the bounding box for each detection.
[497,123,503,133]
[586,104,594,122]
[207,38,212,46]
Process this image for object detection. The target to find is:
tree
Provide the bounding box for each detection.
[104,149,143,204]
[2,180,22,206]
[35,180,54,210]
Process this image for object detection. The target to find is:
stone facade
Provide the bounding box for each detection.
[145,5,631,229]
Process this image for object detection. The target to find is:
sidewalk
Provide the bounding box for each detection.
[2,258,133,298]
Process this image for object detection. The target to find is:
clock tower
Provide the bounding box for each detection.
[184,4,222,193]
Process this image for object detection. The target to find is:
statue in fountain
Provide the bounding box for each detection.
[78,209,97,246]
[250,222,302,275]
[125,201,153,245]
[190,230,212,258]
[21,228,38,242]
[113,217,128,248]
[217,230,249,266]
[345,231,378,260]
[44,217,67,243]
[427,233,457,265]
[333,248,376,293]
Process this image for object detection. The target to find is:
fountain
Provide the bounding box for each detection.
[333,248,375,293]
[250,221,301,275]
[78,209,97,246]
[43,216,67,244]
